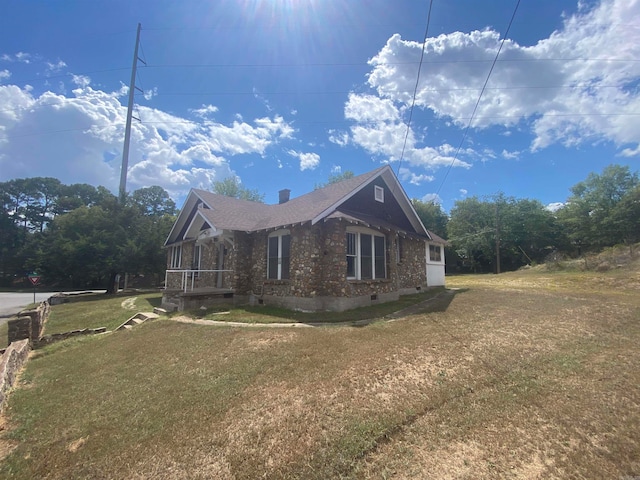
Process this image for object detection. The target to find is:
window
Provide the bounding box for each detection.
[193,244,202,272]
[374,185,384,203]
[170,245,182,268]
[346,229,386,280]
[429,244,442,262]
[396,236,404,263]
[267,230,290,280]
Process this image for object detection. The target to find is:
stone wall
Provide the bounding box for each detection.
[251,219,428,311]
[164,219,431,312]
[0,339,30,412]
[396,235,428,289]
[8,301,50,345]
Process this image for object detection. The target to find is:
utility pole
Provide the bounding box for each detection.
[119,23,144,204]
[495,201,501,274]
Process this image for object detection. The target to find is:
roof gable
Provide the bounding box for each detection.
[165,166,429,246]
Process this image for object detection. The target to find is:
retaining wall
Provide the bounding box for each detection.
[0,339,30,411]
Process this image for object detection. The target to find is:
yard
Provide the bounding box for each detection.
[1,266,639,479]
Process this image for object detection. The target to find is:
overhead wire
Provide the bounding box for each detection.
[394,0,433,188]
[434,0,522,200]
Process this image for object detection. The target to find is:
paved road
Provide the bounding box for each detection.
[0,291,104,323]
[0,292,57,320]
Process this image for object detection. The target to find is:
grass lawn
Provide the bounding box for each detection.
[42,291,163,335]
[1,269,639,479]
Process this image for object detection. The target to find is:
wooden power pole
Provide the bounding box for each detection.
[119,23,144,204]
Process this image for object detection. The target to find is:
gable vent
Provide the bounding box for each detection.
[374,185,384,203]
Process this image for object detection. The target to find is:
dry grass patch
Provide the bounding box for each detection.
[1,269,639,478]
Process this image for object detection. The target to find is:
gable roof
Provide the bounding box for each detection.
[165,165,431,246]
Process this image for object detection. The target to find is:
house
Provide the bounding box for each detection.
[162,165,446,312]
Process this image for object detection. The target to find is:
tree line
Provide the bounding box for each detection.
[0,178,176,291]
[411,164,640,273]
[1,164,638,290]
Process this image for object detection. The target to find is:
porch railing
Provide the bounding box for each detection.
[165,269,233,293]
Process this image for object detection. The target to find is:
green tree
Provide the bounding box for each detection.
[411,199,448,238]
[611,185,640,249]
[315,170,355,189]
[557,165,639,250]
[448,194,566,272]
[38,186,176,292]
[447,196,496,272]
[131,185,177,216]
[212,177,264,203]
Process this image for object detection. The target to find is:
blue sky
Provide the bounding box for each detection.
[1,0,639,212]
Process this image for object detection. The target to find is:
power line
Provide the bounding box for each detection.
[396,0,433,181]
[435,0,522,199]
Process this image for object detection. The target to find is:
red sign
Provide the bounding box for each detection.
[28,275,41,286]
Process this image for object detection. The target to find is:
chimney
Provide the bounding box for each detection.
[279,189,291,204]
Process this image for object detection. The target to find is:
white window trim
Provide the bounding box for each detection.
[374,185,384,203]
[267,229,290,280]
[428,243,443,263]
[170,245,182,269]
[346,227,386,280]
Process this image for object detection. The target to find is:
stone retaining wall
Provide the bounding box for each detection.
[7,301,50,345]
[0,339,30,412]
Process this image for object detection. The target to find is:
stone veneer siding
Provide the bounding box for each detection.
[165,220,430,312]
[240,219,428,311]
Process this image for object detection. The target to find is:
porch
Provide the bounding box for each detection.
[162,269,236,312]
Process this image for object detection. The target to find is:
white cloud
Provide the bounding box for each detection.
[501,149,521,160]
[343,92,473,170]
[71,75,91,88]
[287,149,320,171]
[399,167,434,185]
[143,87,158,101]
[363,0,640,155]
[328,129,349,146]
[330,165,342,174]
[620,145,640,157]
[14,52,32,64]
[546,202,565,212]
[190,104,219,118]
[0,81,295,199]
[421,193,442,204]
[459,189,468,196]
[45,60,67,74]
[0,69,11,82]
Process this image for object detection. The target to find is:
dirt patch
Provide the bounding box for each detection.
[121,297,137,310]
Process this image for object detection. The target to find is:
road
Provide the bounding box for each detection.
[0,291,104,323]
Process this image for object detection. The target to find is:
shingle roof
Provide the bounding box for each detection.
[192,166,387,232]
[166,165,435,246]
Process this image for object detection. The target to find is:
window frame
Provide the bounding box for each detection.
[374,185,384,203]
[267,229,291,280]
[346,228,387,280]
[170,245,182,269]
[429,244,442,262]
[192,243,202,276]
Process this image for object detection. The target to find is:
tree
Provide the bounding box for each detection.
[447,197,496,272]
[411,199,448,238]
[611,185,640,249]
[212,177,264,203]
[37,186,176,292]
[315,170,354,189]
[131,185,177,216]
[448,194,566,273]
[557,165,639,250]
